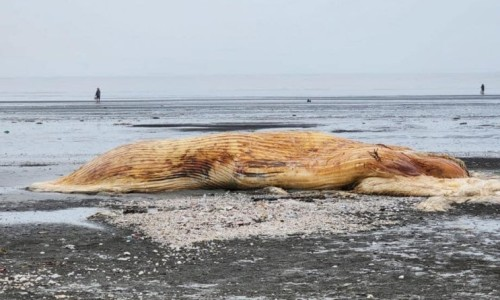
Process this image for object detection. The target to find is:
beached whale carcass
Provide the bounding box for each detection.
[29,131,470,195]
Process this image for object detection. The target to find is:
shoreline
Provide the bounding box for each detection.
[1,93,500,104]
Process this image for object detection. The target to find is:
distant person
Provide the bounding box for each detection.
[307,98,311,103]
[95,88,101,103]
[481,84,485,95]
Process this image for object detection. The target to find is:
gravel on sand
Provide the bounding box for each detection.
[96,190,422,249]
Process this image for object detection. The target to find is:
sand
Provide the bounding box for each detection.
[2,99,500,299]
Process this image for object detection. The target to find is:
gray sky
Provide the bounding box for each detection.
[1,0,499,77]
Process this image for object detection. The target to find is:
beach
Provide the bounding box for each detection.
[1,96,500,299]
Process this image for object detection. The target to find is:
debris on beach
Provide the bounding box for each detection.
[94,191,419,249]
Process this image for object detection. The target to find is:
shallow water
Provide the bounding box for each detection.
[0,207,105,229]
[351,216,500,271]
[1,96,499,161]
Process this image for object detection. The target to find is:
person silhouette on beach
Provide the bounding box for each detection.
[95,88,101,103]
[480,84,485,95]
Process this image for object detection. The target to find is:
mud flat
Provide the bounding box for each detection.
[1,195,500,299]
[1,99,500,298]
[2,160,500,299]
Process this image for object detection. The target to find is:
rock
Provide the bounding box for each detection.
[261,186,289,196]
[123,206,148,214]
[88,210,119,221]
[63,244,75,250]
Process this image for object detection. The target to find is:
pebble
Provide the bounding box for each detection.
[117,257,130,261]
[63,244,75,250]
[102,192,412,248]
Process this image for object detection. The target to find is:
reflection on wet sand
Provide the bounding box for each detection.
[0,207,105,229]
[131,122,317,132]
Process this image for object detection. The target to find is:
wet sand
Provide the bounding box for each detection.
[1,185,500,299]
[1,100,500,299]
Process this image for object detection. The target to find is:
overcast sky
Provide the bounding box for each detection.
[1,0,499,77]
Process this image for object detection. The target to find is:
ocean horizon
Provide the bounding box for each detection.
[1,73,499,102]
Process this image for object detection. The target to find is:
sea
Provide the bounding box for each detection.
[0,73,499,101]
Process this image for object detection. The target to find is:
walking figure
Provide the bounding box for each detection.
[95,88,101,103]
[481,84,485,95]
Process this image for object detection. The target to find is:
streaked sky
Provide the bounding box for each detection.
[1,0,499,77]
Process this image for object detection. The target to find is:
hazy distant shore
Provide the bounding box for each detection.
[2,73,500,102]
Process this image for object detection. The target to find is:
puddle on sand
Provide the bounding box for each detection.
[352,216,500,264]
[0,207,105,229]
[442,216,500,234]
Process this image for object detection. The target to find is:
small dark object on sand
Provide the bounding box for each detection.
[123,206,148,214]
